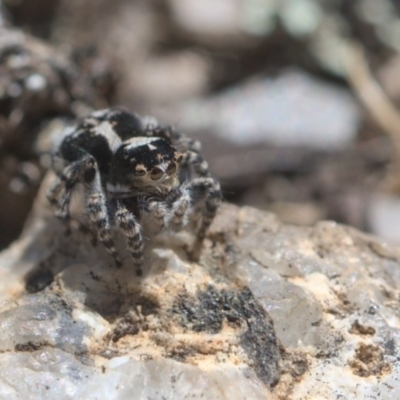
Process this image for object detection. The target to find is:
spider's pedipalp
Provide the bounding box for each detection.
[143,200,169,235]
[168,188,191,231]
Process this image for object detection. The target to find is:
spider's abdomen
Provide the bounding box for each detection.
[58,109,153,175]
[60,132,114,174]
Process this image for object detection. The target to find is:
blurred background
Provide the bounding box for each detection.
[1,0,400,250]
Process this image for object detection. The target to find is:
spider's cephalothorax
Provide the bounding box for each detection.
[108,136,183,196]
[47,108,221,276]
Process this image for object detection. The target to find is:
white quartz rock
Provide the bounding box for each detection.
[0,350,267,400]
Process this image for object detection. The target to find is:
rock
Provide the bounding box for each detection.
[170,69,361,150]
[168,0,246,42]
[0,26,114,139]
[1,174,400,399]
[367,193,400,245]
[51,0,211,110]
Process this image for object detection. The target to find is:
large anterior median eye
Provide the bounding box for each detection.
[135,164,147,176]
[150,167,163,180]
[166,162,177,175]
[135,166,146,176]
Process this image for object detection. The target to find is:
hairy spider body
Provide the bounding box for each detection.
[47,108,221,276]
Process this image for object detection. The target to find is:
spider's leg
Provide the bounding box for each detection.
[50,153,122,266]
[186,177,222,260]
[46,176,64,210]
[47,158,94,237]
[47,175,98,243]
[181,150,210,178]
[114,201,143,276]
[48,153,102,218]
[82,158,122,267]
[47,172,74,221]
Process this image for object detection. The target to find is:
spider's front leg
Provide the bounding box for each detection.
[47,162,80,222]
[47,159,93,239]
[186,177,222,261]
[48,154,122,267]
[114,200,144,276]
[181,151,210,178]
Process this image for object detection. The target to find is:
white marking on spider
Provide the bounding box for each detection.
[93,121,122,152]
[124,136,158,150]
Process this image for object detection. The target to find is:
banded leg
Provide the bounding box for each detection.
[47,159,94,239]
[83,164,122,267]
[115,201,143,276]
[47,157,95,221]
[181,151,210,178]
[49,154,121,267]
[187,177,222,260]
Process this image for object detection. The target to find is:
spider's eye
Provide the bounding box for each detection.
[166,162,177,175]
[150,167,163,180]
[135,166,146,176]
[122,148,129,159]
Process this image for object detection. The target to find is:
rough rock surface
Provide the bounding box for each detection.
[0,174,400,399]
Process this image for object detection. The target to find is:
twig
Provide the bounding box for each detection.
[342,40,400,192]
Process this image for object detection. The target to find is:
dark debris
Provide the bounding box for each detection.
[172,285,281,387]
[15,341,48,352]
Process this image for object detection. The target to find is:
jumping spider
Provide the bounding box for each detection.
[46,108,221,276]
